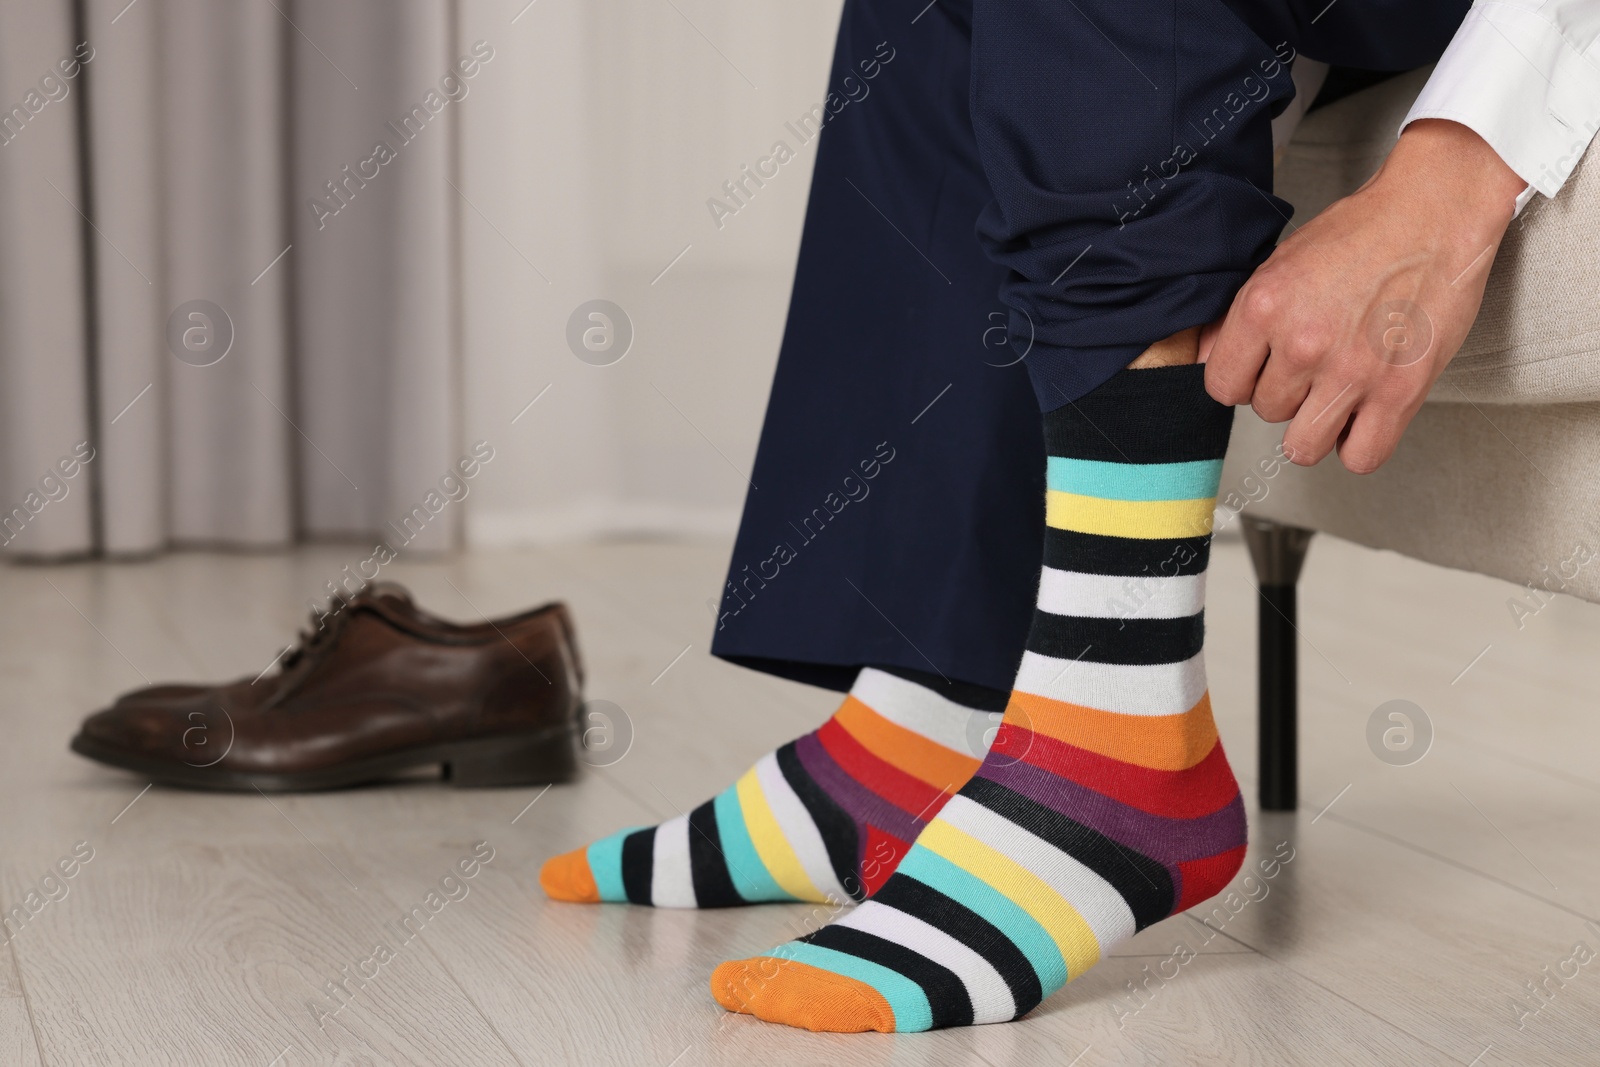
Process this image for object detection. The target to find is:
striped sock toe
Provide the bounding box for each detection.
[711,365,1248,1030]
[538,846,600,902]
[539,667,1006,907]
[711,956,896,1033]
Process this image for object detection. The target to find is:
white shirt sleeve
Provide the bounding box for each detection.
[1402,0,1600,213]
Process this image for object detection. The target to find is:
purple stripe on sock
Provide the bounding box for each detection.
[979,759,1244,864]
[794,733,926,844]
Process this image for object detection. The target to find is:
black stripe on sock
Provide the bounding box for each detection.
[962,777,1174,929]
[776,742,864,902]
[874,875,1043,1019]
[873,665,1011,713]
[620,828,655,906]
[687,800,744,908]
[1026,612,1204,666]
[1043,527,1211,578]
[1043,365,1234,465]
[802,925,973,1029]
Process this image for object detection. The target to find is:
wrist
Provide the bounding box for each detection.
[1382,119,1525,232]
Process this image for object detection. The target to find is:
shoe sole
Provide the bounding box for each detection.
[68,724,580,793]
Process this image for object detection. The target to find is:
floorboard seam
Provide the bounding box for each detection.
[7,938,50,1067]
[1189,917,1463,1064]
[1319,811,1598,924]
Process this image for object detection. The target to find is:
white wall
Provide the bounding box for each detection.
[457,0,844,545]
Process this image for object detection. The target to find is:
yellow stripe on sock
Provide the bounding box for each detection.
[1046,491,1216,539]
[735,768,824,902]
[919,820,1101,980]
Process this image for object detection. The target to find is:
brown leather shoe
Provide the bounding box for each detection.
[105,584,478,708]
[70,590,584,792]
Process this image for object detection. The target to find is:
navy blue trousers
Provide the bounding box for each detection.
[711,0,1468,693]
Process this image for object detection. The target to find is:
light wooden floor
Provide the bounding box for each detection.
[2,533,1598,1066]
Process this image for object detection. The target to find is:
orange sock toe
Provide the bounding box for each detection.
[539,847,600,902]
[710,957,895,1033]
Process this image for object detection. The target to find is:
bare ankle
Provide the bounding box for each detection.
[1126,326,1201,369]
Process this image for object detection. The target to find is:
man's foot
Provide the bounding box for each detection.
[709,365,1247,1030]
[540,668,1006,907]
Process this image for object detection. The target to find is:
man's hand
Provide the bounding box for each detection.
[1201,119,1526,473]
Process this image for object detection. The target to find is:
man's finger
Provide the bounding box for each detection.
[1203,284,1274,406]
[1247,350,1316,424]
[1282,379,1361,466]
[1336,404,1406,474]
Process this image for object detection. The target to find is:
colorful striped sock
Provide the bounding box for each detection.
[710,364,1246,1031]
[540,667,1007,907]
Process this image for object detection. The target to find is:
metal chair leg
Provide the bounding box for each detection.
[1240,516,1314,812]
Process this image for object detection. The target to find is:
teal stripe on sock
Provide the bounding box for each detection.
[768,941,933,1032]
[896,847,1069,990]
[586,827,644,903]
[713,788,793,903]
[1047,456,1223,501]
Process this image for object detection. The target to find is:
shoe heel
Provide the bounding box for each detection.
[445,728,578,788]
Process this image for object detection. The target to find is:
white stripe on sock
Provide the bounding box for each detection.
[754,752,848,904]
[650,814,696,908]
[940,796,1136,954]
[850,668,985,753]
[1037,568,1205,621]
[837,900,1018,1025]
[1012,650,1207,717]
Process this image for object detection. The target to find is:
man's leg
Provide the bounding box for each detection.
[544,0,1040,909]
[706,0,1471,1030]
[707,0,1043,695]
[970,0,1293,405]
[711,358,1241,1029]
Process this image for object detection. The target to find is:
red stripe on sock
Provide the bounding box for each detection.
[817,718,950,819]
[999,723,1240,818]
[1175,843,1247,913]
[860,826,911,898]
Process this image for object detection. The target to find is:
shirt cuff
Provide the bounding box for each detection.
[1401,0,1600,212]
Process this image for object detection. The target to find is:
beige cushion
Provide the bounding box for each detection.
[1227,403,1600,603]
[1224,69,1600,603]
[1274,67,1600,405]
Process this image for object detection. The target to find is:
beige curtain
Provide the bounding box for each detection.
[0,0,460,559]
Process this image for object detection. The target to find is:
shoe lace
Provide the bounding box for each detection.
[276,602,351,674]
